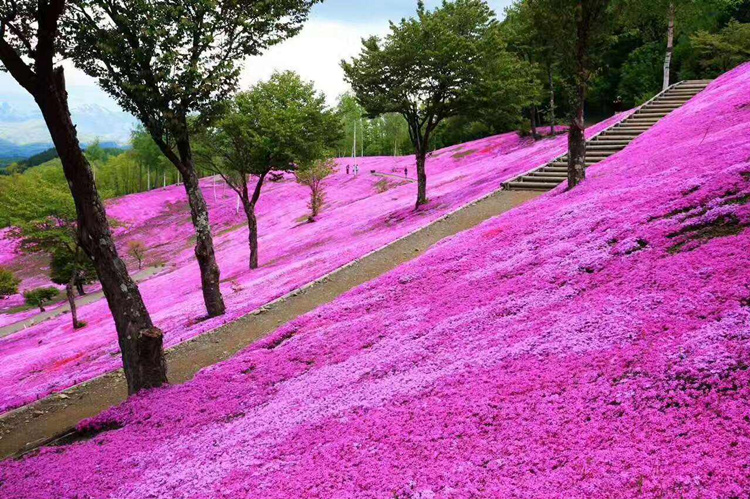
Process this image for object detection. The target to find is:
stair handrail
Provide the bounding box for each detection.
[591,80,683,138]
[502,81,688,188]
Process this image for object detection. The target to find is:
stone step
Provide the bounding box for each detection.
[504,80,710,191]
[529,172,567,179]
[624,118,661,124]
[586,147,625,154]
[652,97,692,107]
[640,106,678,111]
[505,181,558,191]
[550,161,597,168]
[601,131,643,137]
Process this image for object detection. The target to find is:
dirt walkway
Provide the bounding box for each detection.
[0,190,540,459]
[0,266,165,339]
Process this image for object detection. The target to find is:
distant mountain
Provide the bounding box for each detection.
[0,101,138,159]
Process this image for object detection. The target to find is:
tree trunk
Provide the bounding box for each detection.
[415,150,428,208]
[35,69,167,393]
[663,2,676,91]
[66,279,83,329]
[175,138,226,317]
[75,279,86,296]
[243,202,259,270]
[548,64,556,134]
[569,0,588,189]
[530,106,539,140]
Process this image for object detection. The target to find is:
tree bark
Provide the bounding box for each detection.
[241,173,266,270]
[548,63,556,135]
[530,105,539,140]
[66,279,83,329]
[568,0,589,189]
[75,279,86,296]
[663,2,676,91]
[243,202,259,270]
[175,137,226,317]
[415,150,428,208]
[34,71,167,393]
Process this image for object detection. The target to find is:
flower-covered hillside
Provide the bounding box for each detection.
[0,113,629,414]
[2,64,748,497]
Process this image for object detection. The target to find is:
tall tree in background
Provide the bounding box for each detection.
[0,0,166,392]
[69,0,320,317]
[568,0,612,188]
[196,72,340,269]
[617,0,738,89]
[503,1,564,133]
[528,0,612,188]
[343,0,502,209]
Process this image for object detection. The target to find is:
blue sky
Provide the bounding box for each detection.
[1,0,516,115]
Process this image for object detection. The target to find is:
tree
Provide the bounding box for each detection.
[617,0,738,89]
[503,1,563,134]
[23,287,59,313]
[0,0,166,393]
[130,127,172,192]
[527,0,613,188]
[342,0,502,208]
[69,0,320,318]
[296,158,337,222]
[691,20,750,74]
[128,241,147,270]
[50,247,96,296]
[50,250,93,329]
[0,267,20,299]
[196,71,340,269]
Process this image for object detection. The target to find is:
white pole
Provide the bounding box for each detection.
[235,194,240,214]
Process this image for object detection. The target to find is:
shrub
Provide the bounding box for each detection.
[127,241,148,270]
[0,267,20,299]
[24,287,59,312]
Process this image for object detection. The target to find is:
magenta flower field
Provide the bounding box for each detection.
[2,64,748,497]
[0,112,629,414]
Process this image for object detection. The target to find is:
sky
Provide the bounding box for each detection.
[0,0,515,111]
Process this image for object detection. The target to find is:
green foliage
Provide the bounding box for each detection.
[0,163,99,291]
[618,42,665,104]
[196,71,340,188]
[335,94,410,157]
[0,164,76,233]
[68,0,321,152]
[130,127,175,190]
[0,267,20,298]
[689,20,750,74]
[343,0,519,205]
[50,249,97,287]
[23,287,59,312]
[342,0,502,144]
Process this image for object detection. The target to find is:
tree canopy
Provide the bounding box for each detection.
[343,0,514,208]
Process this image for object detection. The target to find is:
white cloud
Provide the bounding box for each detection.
[239,19,389,105]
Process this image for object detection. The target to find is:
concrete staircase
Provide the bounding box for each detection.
[504,80,712,191]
